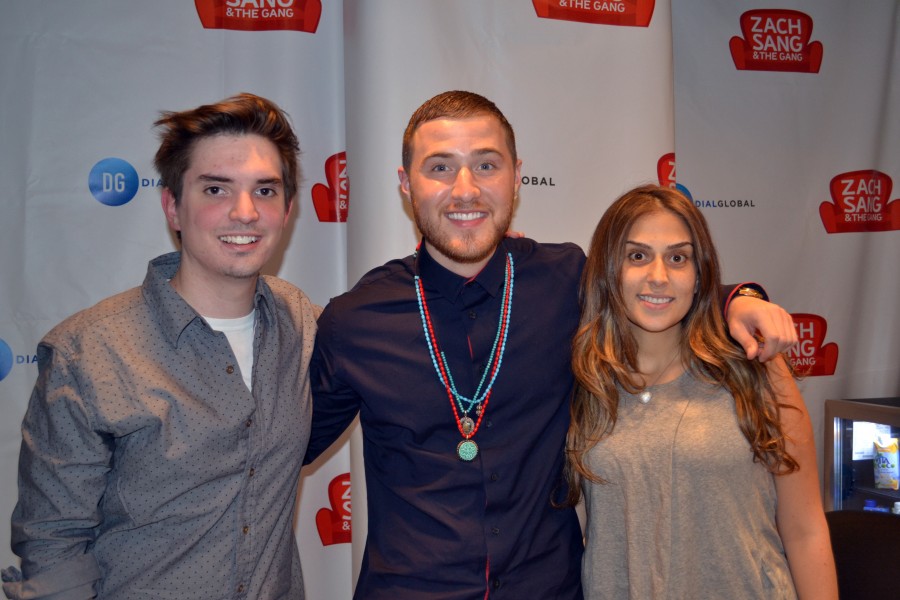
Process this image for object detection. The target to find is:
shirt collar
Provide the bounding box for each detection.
[416,240,509,302]
[142,251,276,348]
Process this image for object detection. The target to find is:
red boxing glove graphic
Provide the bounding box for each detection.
[788,313,838,377]
[315,473,351,546]
[311,151,349,223]
[820,170,900,234]
[730,9,822,73]
[194,0,321,33]
[532,0,654,27]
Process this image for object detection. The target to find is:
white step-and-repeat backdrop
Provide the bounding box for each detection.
[1,1,897,597]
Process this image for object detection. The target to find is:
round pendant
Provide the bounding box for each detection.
[639,391,652,404]
[457,439,479,461]
[460,416,475,435]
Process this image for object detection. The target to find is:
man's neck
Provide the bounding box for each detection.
[423,241,500,279]
[169,270,259,319]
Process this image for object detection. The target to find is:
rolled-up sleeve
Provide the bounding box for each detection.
[2,554,99,599]
[3,343,107,599]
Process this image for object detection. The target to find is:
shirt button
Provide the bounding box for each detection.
[237,583,245,593]
[245,418,252,427]
[226,365,235,374]
[490,473,499,481]
[242,525,250,534]
[492,578,501,590]
[485,420,493,428]
[249,468,256,477]
[491,527,500,535]
[468,310,477,319]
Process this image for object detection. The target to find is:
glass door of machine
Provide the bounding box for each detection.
[824,398,900,514]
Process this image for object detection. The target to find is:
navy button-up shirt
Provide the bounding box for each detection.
[307,238,586,599]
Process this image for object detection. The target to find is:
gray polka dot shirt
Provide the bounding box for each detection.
[4,252,317,599]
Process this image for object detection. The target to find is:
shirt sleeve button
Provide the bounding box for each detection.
[226,365,235,374]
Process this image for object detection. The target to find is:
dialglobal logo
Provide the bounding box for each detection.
[656,153,757,209]
[693,198,756,209]
[89,158,140,206]
[0,339,12,382]
[0,338,38,382]
[520,174,556,187]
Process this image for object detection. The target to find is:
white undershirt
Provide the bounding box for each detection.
[205,310,256,391]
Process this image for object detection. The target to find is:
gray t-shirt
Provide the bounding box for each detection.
[582,370,797,600]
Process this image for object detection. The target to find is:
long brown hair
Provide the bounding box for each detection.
[564,184,797,506]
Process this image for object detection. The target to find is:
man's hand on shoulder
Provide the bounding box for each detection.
[726,295,798,361]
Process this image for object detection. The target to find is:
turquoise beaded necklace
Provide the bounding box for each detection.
[414,252,515,461]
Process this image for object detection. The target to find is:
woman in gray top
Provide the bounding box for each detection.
[565,184,837,599]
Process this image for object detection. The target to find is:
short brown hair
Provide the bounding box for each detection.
[401,90,517,172]
[154,93,301,205]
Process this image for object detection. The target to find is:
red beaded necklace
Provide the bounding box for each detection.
[414,252,514,461]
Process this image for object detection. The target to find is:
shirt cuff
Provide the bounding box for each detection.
[723,282,769,317]
[2,554,100,600]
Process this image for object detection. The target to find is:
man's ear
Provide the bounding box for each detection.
[284,196,295,224]
[514,158,523,199]
[398,167,411,201]
[161,187,180,232]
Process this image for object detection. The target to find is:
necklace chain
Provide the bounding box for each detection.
[415,253,514,447]
[638,349,681,404]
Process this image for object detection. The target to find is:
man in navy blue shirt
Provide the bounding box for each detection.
[305,90,796,599]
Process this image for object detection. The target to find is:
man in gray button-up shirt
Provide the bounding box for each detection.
[2,94,317,599]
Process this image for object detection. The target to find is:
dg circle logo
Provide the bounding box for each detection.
[0,339,12,382]
[89,158,139,206]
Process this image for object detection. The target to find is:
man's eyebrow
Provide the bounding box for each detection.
[422,147,504,161]
[196,174,283,185]
[472,147,503,156]
[198,174,233,183]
